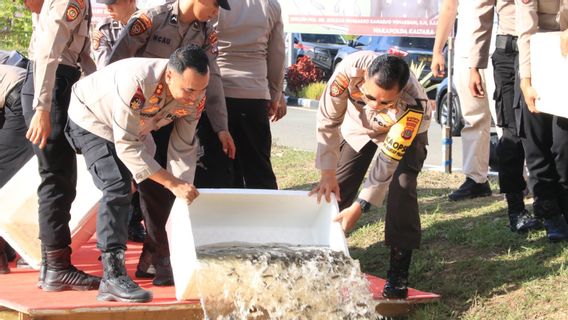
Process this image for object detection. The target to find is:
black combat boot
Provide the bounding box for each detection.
[135,243,155,279]
[98,249,153,303]
[37,245,46,288]
[534,199,568,242]
[0,237,10,274]
[506,192,541,233]
[42,247,101,291]
[383,247,412,299]
[152,255,174,287]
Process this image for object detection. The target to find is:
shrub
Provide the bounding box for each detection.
[285,56,324,96]
[409,60,439,95]
[297,82,327,100]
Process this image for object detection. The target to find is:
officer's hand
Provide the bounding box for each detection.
[169,181,200,205]
[26,109,51,149]
[469,68,485,98]
[270,94,287,122]
[333,202,362,233]
[217,130,236,159]
[561,29,568,57]
[520,79,539,113]
[309,169,341,204]
[431,52,446,78]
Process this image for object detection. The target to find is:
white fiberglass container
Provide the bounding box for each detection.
[165,189,349,301]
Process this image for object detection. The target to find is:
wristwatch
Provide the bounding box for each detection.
[356,198,371,213]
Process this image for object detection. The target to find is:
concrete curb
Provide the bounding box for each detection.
[285,97,319,110]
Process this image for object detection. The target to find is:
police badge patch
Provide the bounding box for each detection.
[65,2,80,22]
[129,14,152,36]
[130,87,145,111]
[330,73,348,97]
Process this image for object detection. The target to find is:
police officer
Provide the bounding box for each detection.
[469,0,541,233]
[0,61,29,275]
[216,0,285,189]
[432,0,494,201]
[311,52,431,299]
[19,0,100,292]
[92,0,146,244]
[66,46,208,303]
[516,0,568,241]
[105,0,234,286]
[91,0,137,68]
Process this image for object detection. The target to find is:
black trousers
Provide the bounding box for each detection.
[520,98,568,217]
[65,120,131,252]
[135,123,176,257]
[336,132,428,249]
[193,110,234,188]
[492,48,526,194]
[226,98,277,189]
[21,63,80,251]
[0,81,33,188]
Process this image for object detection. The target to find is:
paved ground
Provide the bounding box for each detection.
[270,106,465,172]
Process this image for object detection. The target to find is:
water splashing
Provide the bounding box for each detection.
[193,243,378,319]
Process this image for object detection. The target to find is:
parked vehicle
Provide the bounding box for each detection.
[289,33,348,78]
[434,77,464,137]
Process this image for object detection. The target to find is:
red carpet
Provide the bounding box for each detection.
[0,240,439,316]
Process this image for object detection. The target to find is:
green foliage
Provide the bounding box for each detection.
[410,60,439,94]
[0,1,33,53]
[297,81,326,100]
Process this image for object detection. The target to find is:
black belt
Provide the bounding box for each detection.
[495,34,518,53]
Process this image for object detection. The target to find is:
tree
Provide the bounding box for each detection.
[0,0,33,53]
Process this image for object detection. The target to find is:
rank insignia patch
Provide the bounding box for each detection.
[197,96,206,118]
[129,14,152,36]
[129,87,145,111]
[65,3,80,22]
[330,74,348,97]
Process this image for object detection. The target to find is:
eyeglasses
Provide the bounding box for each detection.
[359,84,400,111]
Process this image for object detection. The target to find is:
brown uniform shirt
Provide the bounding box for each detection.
[91,17,126,69]
[216,0,285,101]
[516,0,568,78]
[28,0,93,112]
[68,58,201,184]
[106,0,227,133]
[0,65,26,110]
[316,51,431,205]
[470,0,517,69]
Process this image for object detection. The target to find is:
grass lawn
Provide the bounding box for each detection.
[272,145,568,320]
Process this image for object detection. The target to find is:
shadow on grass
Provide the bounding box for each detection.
[347,186,567,319]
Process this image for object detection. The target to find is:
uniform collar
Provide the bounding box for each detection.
[170,1,192,35]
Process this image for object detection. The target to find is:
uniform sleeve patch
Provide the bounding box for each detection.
[330,73,349,97]
[65,3,80,22]
[129,14,153,36]
[130,87,145,111]
[380,109,423,161]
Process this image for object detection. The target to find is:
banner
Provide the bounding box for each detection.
[92,0,439,38]
[281,0,439,37]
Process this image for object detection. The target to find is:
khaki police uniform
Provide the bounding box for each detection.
[316,51,431,249]
[91,17,126,69]
[516,0,568,219]
[66,57,200,250]
[209,0,285,189]
[451,0,493,185]
[20,0,94,251]
[470,0,528,196]
[105,0,228,261]
[0,65,33,188]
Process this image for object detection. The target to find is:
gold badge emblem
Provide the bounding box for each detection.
[129,87,145,111]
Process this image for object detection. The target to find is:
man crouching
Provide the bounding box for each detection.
[65,46,208,302]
